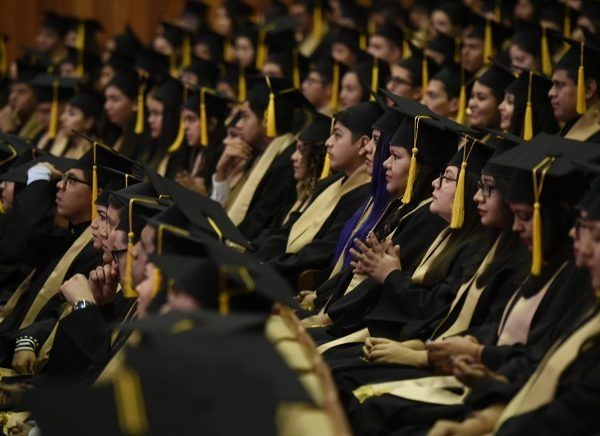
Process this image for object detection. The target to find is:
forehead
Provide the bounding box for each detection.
[65,168,85,178]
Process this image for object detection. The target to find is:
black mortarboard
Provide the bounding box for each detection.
[297,112,332,143]
[481,0,517,22]
[350,55,391,100]
[310,56,347,110]
[160,21,190,49]
[464,13,512,63]
[0,154,75,185]
[334,100,384,137]
[152,76,184,108]
[40,11,69,37]
[476,62,516,100]
[181,0,209,23]
[219,62,260,102]
[60,47,102,78]
[135,49,171,84]
[339,1,369,30]
[265,50,309,88]
[183,56,221,88]
[31,74,79,103]
[396,45,441,90]
[479,127,524,185]
[226,0,255,22]
[68,92,103,119]
[0,133,36,174]
[433,1,469,30]
[193,29,225,63]
[106,69,141,100]
[372,108,404,136]
[95,165,142,206]
[331,26,362,52]
[426,32,460,64]
[573,161,600,219]
[373,21,404,47]
[12,56,49,84]
[111,25,143,59]
[183,87,234,132]
[65,16,103,37]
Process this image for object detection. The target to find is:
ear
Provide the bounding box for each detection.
[448,96,459,114]
[359,135,370,148]
[323,83,333,100]
[585,78,598,100]
[84,116,94,131]
[412,86,423,101]
[208,117,218,131]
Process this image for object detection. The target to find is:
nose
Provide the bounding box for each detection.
[57,177,65,191]
[325,134,334,149]
[512,216,522,233]
[474,188,483,203]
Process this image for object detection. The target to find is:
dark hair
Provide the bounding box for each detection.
[508,90,559,137]
[145,90,184,169]
[335,110,371,141]
[296,139,328,201]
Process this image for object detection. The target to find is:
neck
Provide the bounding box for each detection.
[341,160,365,179]
[256,135,273,152]
[70,215,92,227]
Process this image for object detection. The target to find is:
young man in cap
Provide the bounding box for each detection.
[367,21,404,66]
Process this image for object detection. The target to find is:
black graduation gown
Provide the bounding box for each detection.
[237,145,297,240]
[256,179,371,288]
[0,214,31,304]
[558,117,600,144]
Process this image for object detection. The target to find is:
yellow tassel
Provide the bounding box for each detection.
[123,234,137,298]
[169,52,178,78]
[238,66,247,101]
[541,27,552,76]
[563,3,571,37]
[531,201,543,275]
[219,292,230,315]
[265,77,277,137]
[0,37,7,76]
[313,3,324,40]
[292,49,300,88]
[483,20,494,65]
[359,33,367,50]
[421,57,429,90]
[75,22,85,78]
[113,366,148,435]
[576,43,586,115]
[48,79,59,140]
[370,58,379,101]
[319,153,331,179]
[150,268,162,299]
[91,163,98,219]
[454,37,461,63]
[224,39,233,62]
[182,34,191,68]
[523,71,534,140]
[402,148,419,204]
[200,91,208,147]
[330,62,340,110]
[402,38,411,59]
[167,114,185,153]
[134,78,145,134]
[456,84,467,124]
[450,161,467,229]
[0,198,5,214]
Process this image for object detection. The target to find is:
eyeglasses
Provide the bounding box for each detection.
[60,173,92,188]
[477,180,497,198]
[111,248,128,263]
[436,173,458,189]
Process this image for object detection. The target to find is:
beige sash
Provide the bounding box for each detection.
[47,133,69,156]
[35,133,52,151]
[157,153,170,177]
[19,226,93,329]
[112,136,125,153]
[495,311,600,430]
[496,262,567,346]
[286,166,371,253]
[18,112,43,141]
[353,375,468,405]
[433,237,501,340]
[411,228,452,285]
[35,303,72,366]
[564,101,600,141]
[226,133,295,225]
[0,270,36,323]
[283,195,311,225]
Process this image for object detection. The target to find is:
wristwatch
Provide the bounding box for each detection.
[74,300,96,311]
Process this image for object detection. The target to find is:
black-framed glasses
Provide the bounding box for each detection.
[437,172,458,189]
[477,180,497,198]
[111,248,128,263]
[61,173,92,188]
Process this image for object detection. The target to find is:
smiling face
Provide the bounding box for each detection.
[510,203,534,249]
[430,166,458,222]
[383,145,411,195]
[468,81,501,128]
[499,92,515,131]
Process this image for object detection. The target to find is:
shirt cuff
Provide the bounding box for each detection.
[27,166,52,185]
[15,335,39,352]
[211,174,231,205]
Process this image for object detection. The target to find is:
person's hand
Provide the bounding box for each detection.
[11,350,36,374]
[215,137,253,180]
[452,355,508,387]
[427,336,482,374]
[300,313,332,328]
[7,422,35,436]
[175,172,208,195]
[296,290,317,310]
[428,419,466,436]
[362,337,428,366]
[89,264,119,306]
[36,162,63,180]
[350,232,401,283]
[60,273,95,305]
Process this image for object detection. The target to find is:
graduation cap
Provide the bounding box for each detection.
[182,87,234,147]
[225,0,255,23]
[94,165,142,207]
[182,56,221,88]
[396,45,441,91]
[372,108,404,137]
[463,12,512,65]
[573,161,600,220]
[60,47,102,80]
[160,20,194,71]
[64,17,103,77]
[40,11,70,37]
[111,25,144,60]
[219,62,260,102]
[431,60,471,106]
[107,69,147,134]
[511,24,554,76]
[339,1,369,32]
[480,0,517,23]
[0,133,36,174]
[433,0,470,30]
[247,75,313,137]
[67,92,103,119]
[193,29,226,63]
[265,50,309,89]
[447,137,494,228]
[297,112,332,179]
[0,153,74,185]
[331,26,363,53]
[181,0,209,26]
[135,49,171,84]
[476,61,516,100]
[12,55,50,84]
[426,32,461,64]
[489,133,600,274]
[350,55,391,103]
[554,37,600,115]
[504,69,553,140]
[31,74,79,139]
[373,21,404,48]
[334,100,384,138]
[479,127,525,182]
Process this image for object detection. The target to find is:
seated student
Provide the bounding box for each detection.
[507,26,544,74]
[254,103,377,287]
[34,11,69,67]
[330,26,367,68]
[367,21,404,65]
[348,135,599,435]
[549,39,600,142]
[460,16,509,78]
[301,102,463,340]
[340,56,390,110]
[0,145,136,372]
[175,88,232,195]
[422,61,466,120]
[302,57,346,116]
[499,70,559,138]
[216,77,310,240]
[385,48,440,102]
[429,1,468,38]
[468,63,515,132]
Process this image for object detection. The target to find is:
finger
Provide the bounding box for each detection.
[354,239,369,253]
[103,264,113,283]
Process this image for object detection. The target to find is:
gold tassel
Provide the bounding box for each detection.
[113,366,148,435]
[134,75,146,134]
[123,233,137,297]
[330,62,340,111]
[531,201,543,275]
[541,27,552,76]
[167,114,186,153]
[292,49,300,88]
[150,268,162,298]
[402,148,418,204]
[523,71,534,140]
[200,88,209,146]
[576,42,586,115]
[421,57,429,90]
[456,84,467,124]
[0,36,7,76]
[563,3,571,37]
[450,160,467,229]
[483,19,494,65]
[265,77,277,137]
[256,28,268,69]
[182,34,191,68]
[238,66,247,101]
[224,39,233,62]
[0,198,5,214]
[370,57,379,101]
[402,38,411,59]
[169,52,178,78]
[48,79,59,140]
[319,154,331,179]
[91,163,98,219]
[359,33,367,50]
[219,292,230,315]
[454,37,461,63]
[75,22,85,78]
[313,2,324,40]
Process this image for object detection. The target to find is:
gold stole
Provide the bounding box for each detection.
[282,195,311,225]
[410,228,452,285]
[496,262,568,346]
[0,270,36,323]
[495,310,600,430]
[35,133,52,151]
[226,133,295,226]
[113,136,125,153]
[18,226,93,329]
[47,133,69,156]
[18,112,43,141]
[157,153,170,177]
[564,101,600,141]
[34,303,72,367]
[432,237,501,340]
[286,166,371,253]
